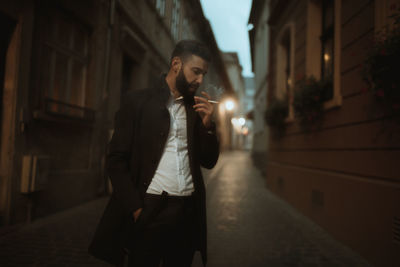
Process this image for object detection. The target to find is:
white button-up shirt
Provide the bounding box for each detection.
[146,92,194,196]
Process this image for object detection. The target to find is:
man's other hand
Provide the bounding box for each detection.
[133,208,143,222]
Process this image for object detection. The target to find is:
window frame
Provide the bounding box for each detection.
[171,0,181,41]
[305,0,342,110]
[33,6,95,122]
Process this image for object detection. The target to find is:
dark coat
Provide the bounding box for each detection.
[88,75,219,266]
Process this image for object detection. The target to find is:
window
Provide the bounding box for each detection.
[38,9,93,120]
[156,0,166,17]
[320,0,334,100]
[171,0,181,40]
[120,55,137,103]
[306,0,342,108]
[275,23,295,121]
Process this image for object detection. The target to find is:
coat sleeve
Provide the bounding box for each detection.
[197,119,220,169]
[105,93,143,218]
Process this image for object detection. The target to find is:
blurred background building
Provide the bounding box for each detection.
[221,52,255,151]
[243,77,255,150]
[0,0,234,228]
[249,0,400,266]
[248,0,270,174]
[222,52,245,150]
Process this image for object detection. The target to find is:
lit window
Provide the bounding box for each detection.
[320,0,334,100]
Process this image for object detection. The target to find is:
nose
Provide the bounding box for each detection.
[196,74,204,84]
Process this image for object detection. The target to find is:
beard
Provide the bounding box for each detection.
[175,68,199,105]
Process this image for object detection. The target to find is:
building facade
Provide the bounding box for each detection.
[249,1,270,156]
[0,0,232,228]
[243,77,255,150]
[249,0,400,266]
[222,52,247,150]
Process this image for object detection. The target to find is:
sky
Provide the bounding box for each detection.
[200,0,254,77]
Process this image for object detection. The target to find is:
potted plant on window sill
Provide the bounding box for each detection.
[293,75,332,132]
[264,95,289,139]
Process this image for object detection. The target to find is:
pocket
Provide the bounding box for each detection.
[135,196,165,229]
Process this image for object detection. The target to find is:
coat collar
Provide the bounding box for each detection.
[152,73,171,106]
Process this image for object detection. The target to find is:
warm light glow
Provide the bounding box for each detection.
[224,99,235,111]
[324,53,330,61]
[242,127,249,135]
[231,116,247,134]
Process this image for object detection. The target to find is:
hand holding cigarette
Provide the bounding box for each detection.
[193,91,215,129]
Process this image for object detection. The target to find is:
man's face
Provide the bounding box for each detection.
[175,55,208,102]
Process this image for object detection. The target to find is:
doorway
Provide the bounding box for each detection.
[0,12,17,226]
[0,13,16,155]
[120,54,138,103]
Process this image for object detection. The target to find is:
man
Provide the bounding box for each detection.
[88,40,220,267]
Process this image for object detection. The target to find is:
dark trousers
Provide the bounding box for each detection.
[121,191,197,267]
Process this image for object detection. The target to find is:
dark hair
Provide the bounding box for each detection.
[170,40,211,64]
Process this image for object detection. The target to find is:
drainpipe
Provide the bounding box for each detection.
[102,0,115,100]
[99,0,115,195]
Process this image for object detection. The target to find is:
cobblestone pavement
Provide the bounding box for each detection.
[192,151,371,267]
[0,151,371,266]
[0,196,111,267]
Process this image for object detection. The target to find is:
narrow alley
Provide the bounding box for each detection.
[0,151,370,267]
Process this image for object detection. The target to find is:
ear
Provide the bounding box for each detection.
[171,57,182,73]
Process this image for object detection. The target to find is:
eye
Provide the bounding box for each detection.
[193,69,201,75]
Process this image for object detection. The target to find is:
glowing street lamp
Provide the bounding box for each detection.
[224,99,235,111]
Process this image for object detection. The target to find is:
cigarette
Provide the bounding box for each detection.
[175,96,219,104]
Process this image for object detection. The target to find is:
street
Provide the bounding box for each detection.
[0,151,370,266]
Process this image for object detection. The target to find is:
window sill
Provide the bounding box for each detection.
[323,94,342,110]
[33,109,96,125]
